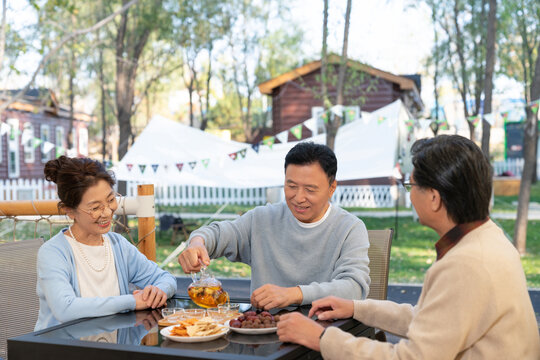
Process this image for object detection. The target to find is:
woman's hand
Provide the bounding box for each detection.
[133,285,168,309]
[308,296,354,321]
[177,236,210,273]
[277,312,324,351]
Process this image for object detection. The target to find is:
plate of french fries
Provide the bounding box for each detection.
[160,317,229,343]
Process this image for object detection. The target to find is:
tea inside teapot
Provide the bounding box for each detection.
[188,270,229,308]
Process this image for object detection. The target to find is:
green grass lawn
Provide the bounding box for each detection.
[153,214,540,288]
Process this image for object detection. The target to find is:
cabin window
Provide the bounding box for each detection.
[41,124,51,163]
[23,122,35,163]
[7,118,20,178]
[55,126,65,157]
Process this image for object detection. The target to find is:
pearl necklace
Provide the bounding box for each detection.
[69,227,109,272]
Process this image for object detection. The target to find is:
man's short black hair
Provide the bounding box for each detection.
[284,142,337,184]
[411,135,493,224]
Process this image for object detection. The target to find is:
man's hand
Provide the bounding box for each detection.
[133,285,168,310]
[177,236,210,273]
[277,312,324,351]
[308,296,354,321]
[251,284,303,310]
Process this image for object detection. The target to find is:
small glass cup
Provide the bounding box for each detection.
[161,307,183,318]
[218,303,240,321]
[206,307,227,323]
[181,308,206,319]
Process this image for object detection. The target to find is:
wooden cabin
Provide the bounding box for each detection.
[0,88,92,179]
[256,54,424,142]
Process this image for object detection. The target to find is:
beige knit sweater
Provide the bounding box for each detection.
[320,220,540,359]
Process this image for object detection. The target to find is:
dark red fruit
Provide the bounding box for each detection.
[230,320,242,328]
[243,311,257,317]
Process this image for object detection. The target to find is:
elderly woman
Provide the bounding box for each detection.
[277,135,540,359]
[35,156,177,331]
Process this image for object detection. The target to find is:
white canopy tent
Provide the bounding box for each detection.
[114,100,413,188]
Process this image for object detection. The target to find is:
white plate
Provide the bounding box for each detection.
[224,320,277,335]
[160,325,229,343]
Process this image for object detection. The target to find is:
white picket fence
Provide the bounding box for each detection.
[0,178,58,201]
[492,158,525,177]
[0,179,397,208]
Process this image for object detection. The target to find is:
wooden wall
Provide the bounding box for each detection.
[268,65,410,142]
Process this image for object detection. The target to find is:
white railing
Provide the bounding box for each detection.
[333,185,396,208]
[0,179,397,208]
[0,178,57,201]
[126,182,267,206]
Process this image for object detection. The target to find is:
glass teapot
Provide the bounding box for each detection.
[188,267,229,308]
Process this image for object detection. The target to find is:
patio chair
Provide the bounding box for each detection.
[0,239,43,360]
[366,229,394,342]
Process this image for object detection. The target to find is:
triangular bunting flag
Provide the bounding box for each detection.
[419,119,431,131]
[439,120,449,130]
[151,164,159,173]
[189,161,197,170]
[239,148,247,158]
[201,159,210,168]
[468,115,480,127]
[404,119,414,131]
[263,136,275,149]
[42,141,55,154]
[290,124,303,140]
[275,130,288,144]
[105,160,113,169]
[55,146,65,158]
[321,112,329,124]
[483,113,495,126]
[303,118,317,134]
[377,116,386,124]
[176,163,184,172]
[10,127,20,140]
[0,122,10,136]
[251,143,260,153]
[139,164,146,174]
[126,164,133,172]
[33,137,42,148]
[501,111,509,121]
[330,104,343,117]
[531,102,539,114]
[229,152,238,161]
[66,148,77,157]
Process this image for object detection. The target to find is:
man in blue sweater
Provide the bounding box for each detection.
[178,142,370,309]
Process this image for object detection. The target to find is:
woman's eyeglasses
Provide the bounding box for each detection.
[78,193,122,218]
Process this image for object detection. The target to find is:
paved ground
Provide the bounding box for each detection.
[384,284,540,344]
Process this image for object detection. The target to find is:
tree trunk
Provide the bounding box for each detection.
[99,46,107,162]
[514,41,540,255]
[115,1,151,162]
[326,0,351,150]
[320,0,329,111]
[481,0,497,156]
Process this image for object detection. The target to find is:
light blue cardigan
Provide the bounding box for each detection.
[35,229,177,331]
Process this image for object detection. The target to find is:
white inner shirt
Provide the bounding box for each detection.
[295,203,332,228]
[66,232,120,298]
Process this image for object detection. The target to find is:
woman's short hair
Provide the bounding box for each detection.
[284,142,337,184]
[44,156,115,210]
[411,135,492,224]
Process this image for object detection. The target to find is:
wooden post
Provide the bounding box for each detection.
[0,200,64,216]
[137,184,156,261]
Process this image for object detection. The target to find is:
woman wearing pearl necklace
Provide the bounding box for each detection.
[35,156,177,331]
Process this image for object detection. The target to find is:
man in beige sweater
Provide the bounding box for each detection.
[277,135,540,359]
